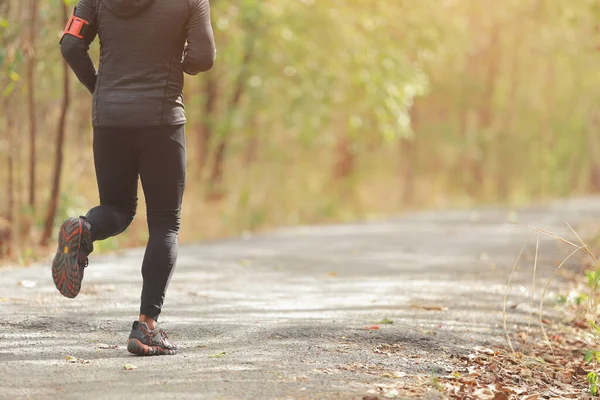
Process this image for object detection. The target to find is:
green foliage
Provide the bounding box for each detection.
[587,269,600,291]
[585,353,600,395]
[589,371,599,395]
[3,0,600,257]
[585,350,600,364]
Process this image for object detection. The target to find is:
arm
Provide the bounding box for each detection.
[60,0,98,94]
[183,0,216,75]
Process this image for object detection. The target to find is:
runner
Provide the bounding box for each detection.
[52,0,216,356]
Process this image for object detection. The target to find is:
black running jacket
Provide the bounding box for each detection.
[60,0,216,127]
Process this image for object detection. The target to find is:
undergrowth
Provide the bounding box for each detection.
[504,223,600,397]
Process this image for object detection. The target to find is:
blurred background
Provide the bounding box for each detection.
[1,0,600,264]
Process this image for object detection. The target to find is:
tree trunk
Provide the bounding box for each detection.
[198,72,218,174]
[5,97,15,255]
[332,135,355,180]
[496,19,522,201]
[197,0,219,175]
[588,112,600,193]
[27,0,38,211]
[207,36,255,198]
[243,117,260,167]
[40,3,71,247]
[472,23,499,199]
[399,103,421,207]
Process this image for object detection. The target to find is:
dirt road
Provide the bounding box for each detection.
[2,197,599,399]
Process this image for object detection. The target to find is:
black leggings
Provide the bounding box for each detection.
[85,124,186,320]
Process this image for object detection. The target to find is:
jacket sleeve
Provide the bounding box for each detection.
[183,0,216,75]
[60,0,98,94]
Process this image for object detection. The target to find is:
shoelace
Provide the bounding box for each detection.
[157,330,175,348]
[158,330,169,340]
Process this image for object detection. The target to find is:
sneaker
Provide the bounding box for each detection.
[127,321,178,356]
[51,217,93,298]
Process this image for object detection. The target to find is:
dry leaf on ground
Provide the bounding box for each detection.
[65,355,90,364]
[409,304,448,311]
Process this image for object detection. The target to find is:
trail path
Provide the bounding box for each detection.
[2,197,599,399]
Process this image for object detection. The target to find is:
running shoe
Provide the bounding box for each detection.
[51,217,93,298]
[127,321,178,356]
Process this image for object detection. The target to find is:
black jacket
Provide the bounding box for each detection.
[60,0,216,127]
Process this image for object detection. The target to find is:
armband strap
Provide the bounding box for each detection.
[62,9,90,40]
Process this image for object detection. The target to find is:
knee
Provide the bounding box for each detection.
[116,203,137,229]
[147,208,181,234]
[120,208,136,227]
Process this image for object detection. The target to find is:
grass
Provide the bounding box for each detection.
[501,221,600,396]
[503,223,599,352]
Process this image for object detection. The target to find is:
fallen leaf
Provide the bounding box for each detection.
[493,393,509,400]
[66,355,90,364]
[365,325,380,330]
[472,388,495,399]
[18,280,36,288]
[362,397,380,400]
[313,368,334,374]
[409,304,448,311]
[195,344,207,349]
[573,319,588,329]
[474,347,496,355]
[522,395,539,400]
[373,318,393,325]
[96,343,119,350]
[555,370,572,384]
[542,354,556,363]
[124,363,137,370]
[208,351,226,359]
[374,344,403,355]
[521,368,533,378]
[327,272,339,277]
[575,365,588,376]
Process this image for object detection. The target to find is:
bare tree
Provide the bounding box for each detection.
[41,2,71,246]
[196,0,219,175]
[198,71,219,174]
[207,33,255,199]
[27,0,38,211]
[4,96,15,255]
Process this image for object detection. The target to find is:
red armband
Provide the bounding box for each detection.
[63,11,90,39]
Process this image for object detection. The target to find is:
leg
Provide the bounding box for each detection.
[51,126,137,299]
[136,125,186,322]
[86,127,138,242]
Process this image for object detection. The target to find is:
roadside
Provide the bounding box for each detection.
[1,197,600,399]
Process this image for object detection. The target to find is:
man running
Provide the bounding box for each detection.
[53,0,216,356]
